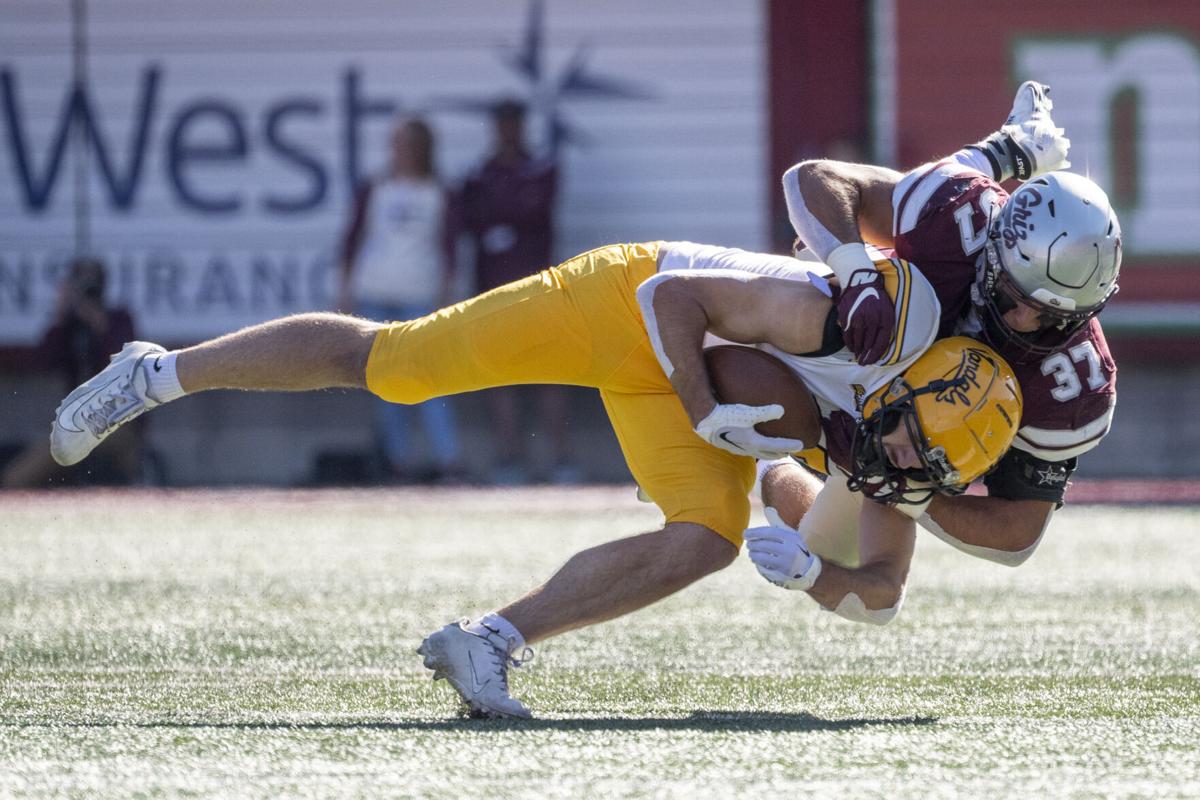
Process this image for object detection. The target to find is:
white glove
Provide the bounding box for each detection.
[744,506,823,591]
[694,403,807,460]
[1001,80,1070,177]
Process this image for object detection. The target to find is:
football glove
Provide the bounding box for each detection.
[694,404,807,460]
[837,268,894,365]
[744,506,823,591]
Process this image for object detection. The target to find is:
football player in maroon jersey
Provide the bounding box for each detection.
[760,81,1121,572]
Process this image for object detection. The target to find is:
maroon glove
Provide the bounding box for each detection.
[823,410,858,472]
[837,269,895,365]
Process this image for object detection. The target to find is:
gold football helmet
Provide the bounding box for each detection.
[848,337,1023,502]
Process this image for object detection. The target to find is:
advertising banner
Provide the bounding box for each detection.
[1,1,767,345]
[875,0,1200,334]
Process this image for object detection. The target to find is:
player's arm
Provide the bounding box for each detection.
[960,81,1071,183]
[921,493,1052,566]
[917,443,1079,565]
[782,83,1071,263]
[782,161,901,366]
[783,160,900,252]
[637,270,829,426]
[746,501,914,624]
[809,500,915,619]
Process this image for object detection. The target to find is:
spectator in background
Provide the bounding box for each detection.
[460,98,576,484]
[338,117,464,484]
[2,258,142,487]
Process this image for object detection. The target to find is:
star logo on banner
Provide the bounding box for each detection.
[429,0,655,153]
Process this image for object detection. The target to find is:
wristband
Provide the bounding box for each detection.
[826,243,877,285]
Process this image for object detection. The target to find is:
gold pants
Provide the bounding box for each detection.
[365,242,755,544]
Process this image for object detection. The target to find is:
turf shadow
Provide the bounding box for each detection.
[3,712,938,733]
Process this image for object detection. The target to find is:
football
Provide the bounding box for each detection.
[703,344,821,446]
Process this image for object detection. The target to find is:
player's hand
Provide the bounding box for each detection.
[837,269,895,365]
[744,506,823,591]
[694,404,806,460]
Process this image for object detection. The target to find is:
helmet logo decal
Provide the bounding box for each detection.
[1001,187,1043,249]
[934,348,985,406]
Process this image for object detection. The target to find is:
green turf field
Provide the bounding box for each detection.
[1,488,1197,798]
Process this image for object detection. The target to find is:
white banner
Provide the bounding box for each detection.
[0,0,767,344]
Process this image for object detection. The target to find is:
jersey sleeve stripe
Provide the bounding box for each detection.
[1012,430,1108,461]
[1017,401,1115,445]
[881,257,914,366]
[1013,399,1115,460]
[893,160,952,237]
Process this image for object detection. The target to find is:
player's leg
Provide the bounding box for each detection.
[761,458,864,566]
[365,243,660,405]
[50,313,379,466]
[419,384,755,718]
[176,313,377,392]
[496,520,736,644]
[53,243,659,468]
[483,387,753,643]
[759,457,823,527]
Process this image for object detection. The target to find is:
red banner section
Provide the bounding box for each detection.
[883,0,1200,337]
[768,0,869,254]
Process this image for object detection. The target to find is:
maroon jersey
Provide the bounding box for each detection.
[459,152,557,292]
[892,160,1008,337]
[889,161,1116,501]
[1006,317,1116,461]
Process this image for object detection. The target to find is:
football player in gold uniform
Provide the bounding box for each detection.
[50,240,1019,718]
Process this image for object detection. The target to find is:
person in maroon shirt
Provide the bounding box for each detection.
[2,258,142,487]
[459,99,576,484]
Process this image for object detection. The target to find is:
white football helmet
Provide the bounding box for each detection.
[975,171,1122,360]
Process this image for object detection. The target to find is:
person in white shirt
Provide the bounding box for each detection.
[337,117,463,482]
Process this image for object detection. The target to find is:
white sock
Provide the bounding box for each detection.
[144,351,186,403]
[950,146,997,179]
[466,612,526,654]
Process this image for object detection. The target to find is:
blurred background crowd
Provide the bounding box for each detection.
[2,0,1197,489]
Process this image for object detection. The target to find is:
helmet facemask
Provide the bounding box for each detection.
[847,376,972,504]
[974,241,1101,363]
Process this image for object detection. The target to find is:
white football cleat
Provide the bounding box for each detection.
[417,619,533,720]
[1000,80,1071,178]
[1004,79,1054,127]
[50,341,165,466]
[969,80,1070,182]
